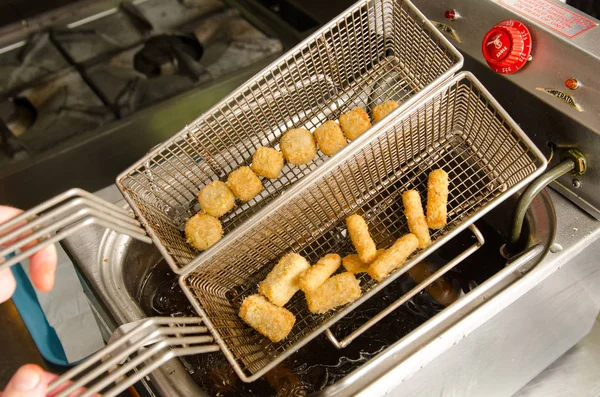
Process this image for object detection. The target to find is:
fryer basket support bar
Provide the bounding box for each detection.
[325,223,485,349]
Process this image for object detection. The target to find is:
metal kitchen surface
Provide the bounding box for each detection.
[0,0,295,207]
[0,0,281,157]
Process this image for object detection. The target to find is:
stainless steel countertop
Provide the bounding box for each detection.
[515,315,600,397]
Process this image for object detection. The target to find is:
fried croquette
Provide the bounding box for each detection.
[402,190,431,249]
[197,181,236,218]
[239,294,296,342]
[342,249,385,274]
[185,213,223,251]
[305,272,361,314]
[427,169,449,229]
[372,100,399,122]
[252,146,285,179]
[313,120,347,156]
[338,108,371,140]
[227,166,263,202]
[259,253,311,306]
[368,233,418,282]
[298,253,341,293]
[346,214,378,264]
[280,128,317,165]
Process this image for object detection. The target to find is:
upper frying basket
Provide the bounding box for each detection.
[115,0,463,273]
[179,72,547,382]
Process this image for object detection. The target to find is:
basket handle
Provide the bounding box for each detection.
[47,317,220,397]
[325,224,485,349]
[0,188,152,271]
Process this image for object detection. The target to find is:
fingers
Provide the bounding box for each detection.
[28,245,57,292]
[0,206,23,223]
[1,364,48,397]
[0,205,58,293]
[0,267,16,304]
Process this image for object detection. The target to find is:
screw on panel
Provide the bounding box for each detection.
[572,179,581,188]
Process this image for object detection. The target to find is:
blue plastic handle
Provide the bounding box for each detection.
[9,257,70,366]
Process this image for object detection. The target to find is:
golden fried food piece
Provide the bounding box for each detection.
[298,253,341,293]
[372,100,399,122]
[239,294,296,342]
[313,121,347,156]
[427,169,449,229]
[342,249,386,274]
[185,213,223,251]
[402,190,431,249]
[280,128,317,165]
[306,272,361,314]
[227,166,263,202]
[252,146,285,179]
[197,181,235,218]
[368,233,418,282]
[338,108,372,140]
[346,214,378,264]
[259,253,311,306]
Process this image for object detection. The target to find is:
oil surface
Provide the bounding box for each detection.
[138,220,506,396]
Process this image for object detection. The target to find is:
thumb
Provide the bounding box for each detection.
[2,365,47,397]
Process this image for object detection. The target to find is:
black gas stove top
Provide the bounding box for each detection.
[0,0,281,167]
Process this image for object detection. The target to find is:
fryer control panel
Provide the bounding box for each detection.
[411,0,600,219]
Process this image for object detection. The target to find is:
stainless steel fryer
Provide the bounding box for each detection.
[0,0,549,394]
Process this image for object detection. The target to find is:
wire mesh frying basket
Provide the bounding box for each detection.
[179,72,547,382]
[116,0,463,274]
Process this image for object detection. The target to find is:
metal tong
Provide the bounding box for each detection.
[47,317,219,397]
[0,188,152,272]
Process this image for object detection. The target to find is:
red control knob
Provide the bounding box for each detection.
[482,20,532,74]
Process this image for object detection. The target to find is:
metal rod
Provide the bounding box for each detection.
[326,224,485,349]
[508,159,575,246]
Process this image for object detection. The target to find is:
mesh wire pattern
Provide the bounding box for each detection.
[116,0,463,273]
[180,73,547,381]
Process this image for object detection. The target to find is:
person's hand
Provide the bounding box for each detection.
[0,205,58,303]
[0,364,57,397]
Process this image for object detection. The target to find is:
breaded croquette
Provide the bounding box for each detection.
[372,100,399,122]
[427,169,449,229]
[298,253,341,293]
[342,249,385,274]
[402,190,431,249]
[259,253,311,306]
[346,214,378,264]
[252,146,285,179]
[313,120,347,156]
[239,294,295,342]
[197,181,236,218]
[227,166,263,202]
[306,272,361,314]
[185,213,223,251]
[368,233,418,282]
[280,128,317,165]
[339,108,371,140]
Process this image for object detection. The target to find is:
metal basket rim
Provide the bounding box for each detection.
[113,0,464,275]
